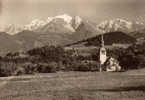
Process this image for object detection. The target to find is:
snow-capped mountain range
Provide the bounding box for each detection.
[1,14,145,36]
[3,24,24,35]
[96,18,145,34]
[2,14,83,35]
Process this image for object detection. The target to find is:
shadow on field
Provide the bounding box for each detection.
[85,86,145,92]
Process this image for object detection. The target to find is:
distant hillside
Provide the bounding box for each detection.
[87,31,136,46]
[0,32,22,55]
[130,29,145,39]
[66,32,136,47]
[13,30,40,50]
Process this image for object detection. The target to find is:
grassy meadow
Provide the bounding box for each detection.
[0,69,145,100]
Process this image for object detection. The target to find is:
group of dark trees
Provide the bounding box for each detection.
[0,41,145,77]
[108,42,145,70]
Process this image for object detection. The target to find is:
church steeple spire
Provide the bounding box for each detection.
[99,34,107,72]
[101,35,104,47]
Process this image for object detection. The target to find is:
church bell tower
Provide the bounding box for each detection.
[99,35,107,72]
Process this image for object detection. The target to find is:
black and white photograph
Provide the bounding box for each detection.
[0,0,145,100]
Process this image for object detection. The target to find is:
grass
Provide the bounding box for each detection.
[0,70,145,100]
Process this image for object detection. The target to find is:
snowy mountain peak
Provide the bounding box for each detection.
[4,24,23,35]
[73,16,83,29]
[115,18,130,22]
[97,18,134,33]
[46,17,53,23]
[24,19,46,31]
[135,21,145,25]
[29,19,46,25]
[55,14,73,24]
[99,18,132,26]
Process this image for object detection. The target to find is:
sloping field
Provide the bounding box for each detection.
[0,70,145,100]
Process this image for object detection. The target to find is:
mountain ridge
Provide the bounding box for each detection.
[2,14,145,35]
[96,18,145,34]
[0,14,144,55]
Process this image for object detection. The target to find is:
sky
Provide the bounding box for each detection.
[0,0,145,26]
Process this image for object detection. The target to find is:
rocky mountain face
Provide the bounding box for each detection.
[3,15,145,36]
[3,24,24,35]
[96,19,145,34]
[3,14,83,35]
[22,15,98,44]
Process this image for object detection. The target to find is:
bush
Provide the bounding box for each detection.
[134,55,145,69]
[21,62,37,74]
[27,46,65,62]
[0,62,17,77]
[14,67,26,76]
[36,62,58,73]
[71,60,99,72]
